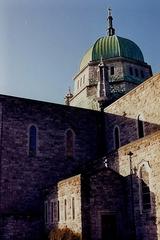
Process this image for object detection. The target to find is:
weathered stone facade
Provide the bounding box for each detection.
[47,169,129,240]
[103,73,160,240]
[82,168,129,240]
[46,175,82,234]
[70,56,152,110]
[116,132,160,240]
[105,73,160,151]
[0,95,104,240]
[46,73,160,240]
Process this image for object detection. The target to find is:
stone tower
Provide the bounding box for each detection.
[68,9,152,110]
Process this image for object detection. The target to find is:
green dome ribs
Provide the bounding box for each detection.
[79,35,144,70]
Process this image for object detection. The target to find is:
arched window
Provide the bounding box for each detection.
[139,163,151,211]
[135,68,139,77]
[141,70,144,78]
[29,125,37,156]
[114,126,120,149]
[137,115,144,138]
[110,66,114,75]
[129,66,133,75]
[65,129,75,159]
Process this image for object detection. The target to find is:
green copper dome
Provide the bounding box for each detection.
[80,35,144,70]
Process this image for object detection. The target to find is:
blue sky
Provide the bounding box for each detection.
[0,0,159,104]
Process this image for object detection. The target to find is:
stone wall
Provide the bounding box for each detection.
[70,86,99,110]
[71,64,99,110]
[81,168,129,240]
[105,73,160,152]
[104,73,160,240]
[70,58,152,111]
[123,61,152,83]
[58,175,81,233]
[0,95,102,240]
[73,67,89,95]
[114,131,160,240]
[46,169,129,240]
[1,217,44,240]
[45,175,82,235]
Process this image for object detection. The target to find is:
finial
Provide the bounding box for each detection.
[64,87,73,106]
[107,7,115,36]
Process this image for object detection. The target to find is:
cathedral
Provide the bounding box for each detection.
[0,9,160,240]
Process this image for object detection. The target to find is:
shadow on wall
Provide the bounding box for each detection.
[105,112,160,154]
[44,111,160,240]
[99,112,160,240]
[124,173,157,240]
[104,112,160,173]
[81,111,160,240]
[43,164,158,240]
[81,166,158,240]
